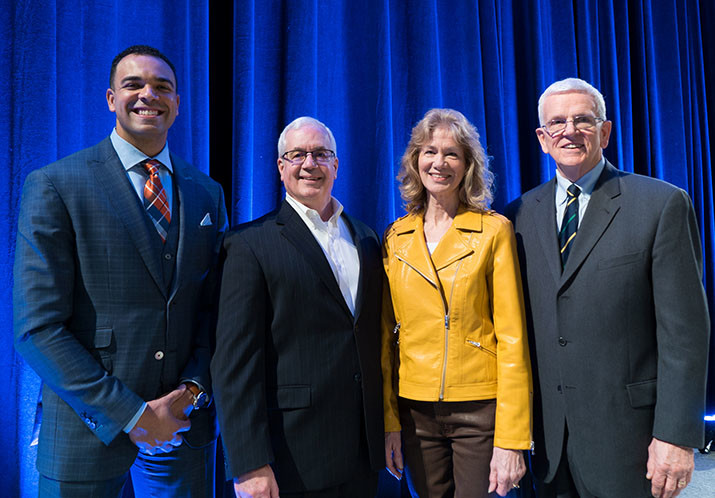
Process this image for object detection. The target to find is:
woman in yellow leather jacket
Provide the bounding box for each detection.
[382,108,532,497]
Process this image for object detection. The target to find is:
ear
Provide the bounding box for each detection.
[599,120,612,149]
[332,157,338,179]
[277,157,285,181]
[106,88,116,112]
[175,94,180,117]
[535,128,549,154]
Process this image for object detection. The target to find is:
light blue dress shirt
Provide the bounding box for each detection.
[555,157,606,231]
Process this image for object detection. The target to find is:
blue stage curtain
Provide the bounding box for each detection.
[2,0,714,496]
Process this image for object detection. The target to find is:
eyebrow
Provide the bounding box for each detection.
[120,76,175,88]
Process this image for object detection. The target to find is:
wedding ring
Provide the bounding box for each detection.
[677,479,687,488]
[512,483,520,489]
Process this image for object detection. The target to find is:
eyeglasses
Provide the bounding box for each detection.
[542,115,604,136]
[281,149,335,164]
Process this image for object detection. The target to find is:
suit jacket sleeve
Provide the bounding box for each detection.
[211,231,274,477]
[13,169,144,445]
[651,188,710,447]
[179,183,228,394]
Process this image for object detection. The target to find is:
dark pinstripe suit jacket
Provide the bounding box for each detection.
[506,161,710,496]
[13,137,227,480]
[212,200,384,492]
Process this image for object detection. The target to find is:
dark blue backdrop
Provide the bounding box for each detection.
[3,1,714,496]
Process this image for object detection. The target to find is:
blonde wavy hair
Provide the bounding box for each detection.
[398,108,493,214]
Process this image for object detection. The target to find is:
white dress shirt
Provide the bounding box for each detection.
[285,194,361,315]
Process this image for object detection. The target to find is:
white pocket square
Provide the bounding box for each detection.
[200,213,213,226]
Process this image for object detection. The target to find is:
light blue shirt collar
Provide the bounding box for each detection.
[110,129,173,173]
[555,157,605,199]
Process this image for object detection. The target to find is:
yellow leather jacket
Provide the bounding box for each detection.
[381,208,532,449]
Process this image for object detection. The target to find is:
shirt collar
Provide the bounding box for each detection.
[555,156,605,198]
[110,129,173,173]
[285,193,344,230]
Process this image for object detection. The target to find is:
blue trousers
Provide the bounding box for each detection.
[38,440,216,498]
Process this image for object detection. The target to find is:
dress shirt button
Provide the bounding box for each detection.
[558,337,567,347]
[164,253,172,260]
[353,373,362,383]
[154,350,164,360]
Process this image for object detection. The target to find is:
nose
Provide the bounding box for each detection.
[302,152,317,167]
[562,119,579,135]
[139,84,159,101]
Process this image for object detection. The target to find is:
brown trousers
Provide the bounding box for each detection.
[399,398,497,498]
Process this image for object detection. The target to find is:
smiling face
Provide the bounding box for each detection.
[418,127,466,205]
[106,54,179,157]
[277,124,338,218]
[535,91,612,182]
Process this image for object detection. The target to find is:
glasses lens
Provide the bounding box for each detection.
[313,150,333,162]
[574,116,598,129]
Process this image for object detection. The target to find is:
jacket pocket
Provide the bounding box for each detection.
[93,328,114,373]
[267,385,312,410]
[626,379,657,408]
[466,338,497,357]
[598,251,643,270]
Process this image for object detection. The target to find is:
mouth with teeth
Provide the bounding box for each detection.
[562,143,583,149]
[299,175,323,183]
[133,108,163,117]
[428,171,451,181]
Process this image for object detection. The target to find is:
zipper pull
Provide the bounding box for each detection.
[531,441,535,455]
[444,314,450,330]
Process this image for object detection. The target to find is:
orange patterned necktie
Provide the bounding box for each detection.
[141,159,171,242]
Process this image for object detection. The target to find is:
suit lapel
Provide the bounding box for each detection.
[277,201,352,316]
[91,139,165,296]
[169,156,198,298]
[342,214,371,323]
[560,161,622,287]
[532,179,562,286]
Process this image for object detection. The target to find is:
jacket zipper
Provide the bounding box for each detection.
[439,260,462,400]
[465,339,497,357]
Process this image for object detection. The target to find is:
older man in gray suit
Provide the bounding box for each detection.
[506,78,709,498]
[14,45,227,496]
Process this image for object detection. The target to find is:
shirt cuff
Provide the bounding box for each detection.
[123,402,147,433]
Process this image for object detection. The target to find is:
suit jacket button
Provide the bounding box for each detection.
[558,337,567,347]
[154,351,164,360]
[353,373,362,382]
[164,253,172,260]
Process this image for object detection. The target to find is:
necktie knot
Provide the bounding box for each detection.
[567,183,581,198]
[142,159,162,177]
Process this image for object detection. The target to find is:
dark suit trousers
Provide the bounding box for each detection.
[537,425,652,498]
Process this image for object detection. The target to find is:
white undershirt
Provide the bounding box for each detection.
[285,194,360,315]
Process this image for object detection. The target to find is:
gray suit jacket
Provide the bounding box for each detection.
[506,160,709,497]
[211,201,384,492]
[13,137,227,480]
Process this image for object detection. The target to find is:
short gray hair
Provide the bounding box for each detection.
[277,116,337,157]
[538,78,607,124]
